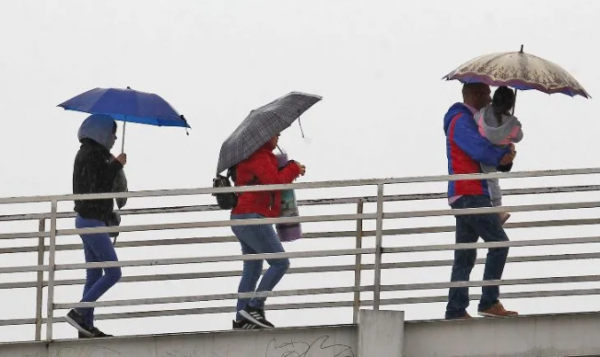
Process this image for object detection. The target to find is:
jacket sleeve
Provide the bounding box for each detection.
[512,120,524,143]
[248,153,301,185]
[452,114,509,167]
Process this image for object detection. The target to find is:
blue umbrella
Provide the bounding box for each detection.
[58,87,190,152]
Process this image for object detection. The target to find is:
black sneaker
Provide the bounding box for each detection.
[239,306,274,329]
[65,309,94,337]
[232,318,260,330]
[78,327,113,338]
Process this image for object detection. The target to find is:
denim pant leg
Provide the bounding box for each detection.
[76,216,122,325]
[234,237,263,319]
[81,239,102,326]
[231,213,290,311]
[446,208,479,318]
[464,197,510,311]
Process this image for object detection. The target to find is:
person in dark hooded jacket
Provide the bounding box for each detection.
[65,114,127,338]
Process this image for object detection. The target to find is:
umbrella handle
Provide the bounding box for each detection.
[512,45,524,115]
[121,122,126,153]
[298,117,305,138]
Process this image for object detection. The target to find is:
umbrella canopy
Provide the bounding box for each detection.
[216,92,321,174]
[443,48,590,98]
[59,87,190,127]
[58,87,189,152]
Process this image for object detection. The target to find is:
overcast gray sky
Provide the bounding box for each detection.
[1,0,600,342]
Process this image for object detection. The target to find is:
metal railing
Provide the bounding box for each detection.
[1,167,600,341]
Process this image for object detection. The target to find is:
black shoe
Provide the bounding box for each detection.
[65,309,94,337]
[239,306,274,329]
[232,318,260,330]
[78,327,113,338]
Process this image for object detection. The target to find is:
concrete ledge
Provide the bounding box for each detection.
[405,311,600,357]
[3,312,600,357]
[0,324,358,357]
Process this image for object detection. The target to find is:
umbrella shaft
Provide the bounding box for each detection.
[121,122,126,153]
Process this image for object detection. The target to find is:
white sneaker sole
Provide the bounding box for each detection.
[65,315,94,337]
[478,312,518,318]
[239,310,273,329]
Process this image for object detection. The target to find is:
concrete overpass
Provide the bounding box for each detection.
[2,168,600,356]
[2,311,600,357]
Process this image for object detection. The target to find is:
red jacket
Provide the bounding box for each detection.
[232,144,301,218]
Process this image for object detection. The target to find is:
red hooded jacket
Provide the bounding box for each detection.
[231,143,301,218]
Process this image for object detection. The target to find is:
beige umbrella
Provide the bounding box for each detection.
[444,45,590,101]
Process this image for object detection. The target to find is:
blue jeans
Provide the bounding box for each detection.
[75,215,122,326]
[445,195,509,318]
[231,213,290,320]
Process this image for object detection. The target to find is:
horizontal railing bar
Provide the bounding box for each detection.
[2,184,598,223]
[5,285,600,327]
[5,287,600,327]
[0,265,48,274]
[74,287,600,320]
[1,264,356,290]
[56,248,377,270]
[0,301,356,327]
[302,185,600,206]
[383,235,600,254]
[92,301,357,321]
[55,274,600,310]
[381,275,600,292]
[19,235,600,273]
[56,213,377,237]
[0,318,36,327]
[2,216,598,253]
[53,287,600,321]
[0,213,374,241]
[6,252,600,291]
[379,288,600,306]
[47,301,357,325]
[385,200,600,220]
[1,167,599,205]
[387,252,600,269]
[18,199,597,239]
[55,285,375,309]
[0,231,51,240]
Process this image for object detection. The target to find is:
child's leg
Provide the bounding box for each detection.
[489,179,510,224]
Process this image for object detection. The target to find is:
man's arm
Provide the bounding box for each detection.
[451,114,510,167]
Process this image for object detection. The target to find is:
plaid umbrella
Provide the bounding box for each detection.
[216,91,322,174]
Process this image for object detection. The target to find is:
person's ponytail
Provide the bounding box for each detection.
[492,86,515,125]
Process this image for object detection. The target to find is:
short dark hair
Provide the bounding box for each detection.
[462,82,489,97]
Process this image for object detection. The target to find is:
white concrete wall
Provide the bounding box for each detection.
[404,312,600,357]
[4,311,600,357]
[0,325,358,357]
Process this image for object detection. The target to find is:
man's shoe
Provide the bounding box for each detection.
[445,312,472,320]
[65,309,94,337]
[239,306,274,329]
[478,302,518,317]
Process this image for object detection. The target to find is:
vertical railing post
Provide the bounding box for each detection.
[46,200,58,341]
[34,218,46,341]
[373,184,384,310]
[352,199,364,323]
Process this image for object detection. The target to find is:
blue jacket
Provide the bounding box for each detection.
[443,103,508,198]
